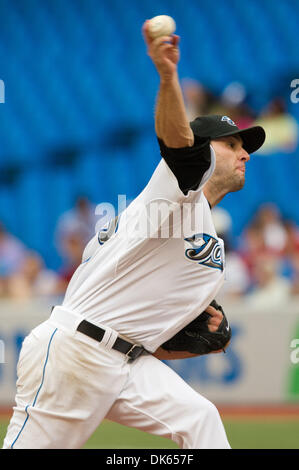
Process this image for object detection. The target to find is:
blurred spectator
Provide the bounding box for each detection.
[240,204,287,281]
[254,97,299,154]
[212,207,251,301]
[6,252,59,299]
[245,253,291,309]
[218,239,251,302]
[55,232,86,294]
[55,195,97,259]
[237,205,299,301]
[55,196,97,266]
[255,203,288,254]
[0,222,27,276]
[0,222,27,296]
[182,78,256,133]
[222,249,251,300]
[239,220,266,282]
[54,195,97,294]
[279,221,299,296]
[282,219,299,257]
[290,252,299,296]
[212,206,232,236]
[220,82,256,129]
[182,79,217,120]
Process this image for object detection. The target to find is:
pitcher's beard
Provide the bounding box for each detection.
[230,174,245,192]
[221,168,246,192]
[206,171,246,203]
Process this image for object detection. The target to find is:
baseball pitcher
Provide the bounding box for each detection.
[3,21,265,449]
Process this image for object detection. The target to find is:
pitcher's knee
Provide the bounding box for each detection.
[203,400,221,421]
[175,396,229,449]
[186,397,220,429]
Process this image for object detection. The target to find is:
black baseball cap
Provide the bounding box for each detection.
[190,115,266,154]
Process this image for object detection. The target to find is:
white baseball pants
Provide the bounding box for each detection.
[3,309,231,449]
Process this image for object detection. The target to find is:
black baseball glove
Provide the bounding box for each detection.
[161,300,231,355]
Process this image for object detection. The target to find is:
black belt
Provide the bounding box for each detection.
[77,319,146,362]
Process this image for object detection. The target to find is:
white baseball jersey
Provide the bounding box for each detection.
[62,145,225,352]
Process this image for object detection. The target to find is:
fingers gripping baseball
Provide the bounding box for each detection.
[142,21,180,79]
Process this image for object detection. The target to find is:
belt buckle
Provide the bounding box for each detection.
[126,344,144,362]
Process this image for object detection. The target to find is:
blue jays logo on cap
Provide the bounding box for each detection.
[184,233,224,271]
[221,116,237,127]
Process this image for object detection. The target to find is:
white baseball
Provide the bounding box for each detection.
[147,15,176,39]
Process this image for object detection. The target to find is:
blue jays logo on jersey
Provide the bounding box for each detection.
[221,116,237,127]
[184,233,224,271]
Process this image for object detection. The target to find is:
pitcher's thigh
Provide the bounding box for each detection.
[3,324,128,449]
[106,354,230,449]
